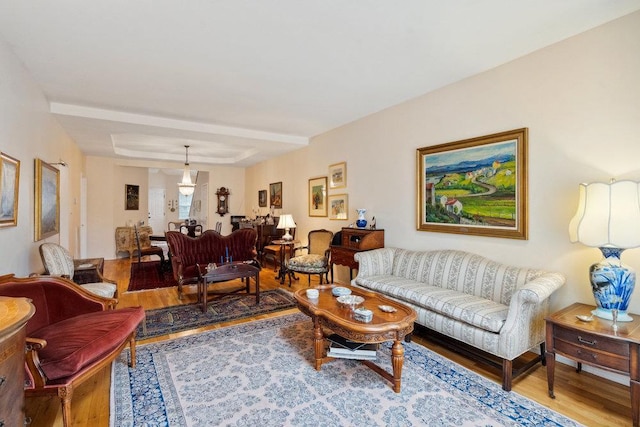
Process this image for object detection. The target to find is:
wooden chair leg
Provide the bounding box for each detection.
[129,335,137,368]
[59,385,73,427]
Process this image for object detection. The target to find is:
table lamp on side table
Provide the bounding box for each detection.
[569,179,640,322]
[277,214,296,241]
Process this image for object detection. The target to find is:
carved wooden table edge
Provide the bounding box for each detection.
[294,284,416,393]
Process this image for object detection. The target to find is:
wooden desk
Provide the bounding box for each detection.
[546,303,640,426]
[330,228,384,281]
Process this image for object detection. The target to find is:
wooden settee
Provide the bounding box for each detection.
[0,274,145,427]
[165,228,259,299]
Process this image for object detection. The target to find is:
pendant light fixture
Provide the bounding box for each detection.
[178,145,196,196]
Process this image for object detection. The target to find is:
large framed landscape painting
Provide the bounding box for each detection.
[34,158,60,241]
[416,128,528,240]
[0,152,20,228]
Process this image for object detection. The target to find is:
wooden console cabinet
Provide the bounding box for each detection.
[0,296,35,427]
[330,227,384,281]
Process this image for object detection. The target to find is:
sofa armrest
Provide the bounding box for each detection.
[353,248,395,277]
[499,272,565,357]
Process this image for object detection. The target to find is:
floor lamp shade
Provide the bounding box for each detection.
[569,180,640,321]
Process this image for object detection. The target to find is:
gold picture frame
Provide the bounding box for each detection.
[269,181,282,208]
[34,158,60,241]
[0,152,20,228]
[416,128,528,240]
[125,184,140,210]
[308,176,327,217]
[328,162,347,189]
[328,193,348,220]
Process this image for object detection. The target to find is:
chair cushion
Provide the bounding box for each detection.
[81,282,117,298]
[32,306,145,381]
[288,254,328,273]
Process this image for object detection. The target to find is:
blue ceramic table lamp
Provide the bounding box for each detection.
[569,180,640,322]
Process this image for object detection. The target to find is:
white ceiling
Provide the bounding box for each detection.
[1,1,639,166]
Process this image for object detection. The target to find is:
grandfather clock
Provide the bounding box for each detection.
[216,187,230,216]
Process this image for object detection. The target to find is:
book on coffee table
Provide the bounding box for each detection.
[327,348,377,360]
[327,333,378,357]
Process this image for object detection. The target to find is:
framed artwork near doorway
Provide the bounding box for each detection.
[125,184,140,210]
[416,128,528,240]
[34,158,60,241]
[0,152,20,228]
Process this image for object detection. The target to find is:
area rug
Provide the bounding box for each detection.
[127,261,177,291]
[136,288,297,339]
[111,313,581,426]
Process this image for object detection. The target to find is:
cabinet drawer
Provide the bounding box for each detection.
[554,326,629,356]
[555,340,629,372]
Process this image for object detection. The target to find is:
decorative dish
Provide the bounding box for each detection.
[378,305,397,313]
[332,287,352,297]
[336,295,364,307]
[576,314,594,322]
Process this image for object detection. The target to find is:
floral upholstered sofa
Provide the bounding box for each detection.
[352,248,565,391]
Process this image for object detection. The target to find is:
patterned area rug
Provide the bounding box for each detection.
[136,288,297,339]
[112,313,581,426]
[127,261,177,291]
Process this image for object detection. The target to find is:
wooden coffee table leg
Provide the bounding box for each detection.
[313,318,324,370]
[391,339,404,393]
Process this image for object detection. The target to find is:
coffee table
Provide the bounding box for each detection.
[197,262,260,313]
[294,284,416,392]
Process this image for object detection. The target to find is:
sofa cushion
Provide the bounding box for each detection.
[356,275,508,333]
[31,306,145,380]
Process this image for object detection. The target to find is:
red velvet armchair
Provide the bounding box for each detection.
[0,274,145,427]
[166,228,259,299]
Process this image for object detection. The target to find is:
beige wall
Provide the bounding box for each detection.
[245,11,640,318]
[0,37,83,276]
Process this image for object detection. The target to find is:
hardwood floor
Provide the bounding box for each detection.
[24,258,631,426]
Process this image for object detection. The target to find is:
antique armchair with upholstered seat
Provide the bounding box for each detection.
[39,242,118,298]
[287,229,334,286]
[0,274,145,427]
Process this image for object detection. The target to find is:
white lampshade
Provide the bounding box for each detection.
[277,214,296,240]
[177,145,196,196]
[569,180,640,248]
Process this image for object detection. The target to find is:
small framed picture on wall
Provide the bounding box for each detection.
[328,193,348,220]
[329,162,346,189]
[258,189,267,207]
[308,177,327,217]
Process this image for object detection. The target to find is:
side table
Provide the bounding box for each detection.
[197,263,260,312]
[73,258,104,284]
[272,239,299,285]
[545,302,640,426]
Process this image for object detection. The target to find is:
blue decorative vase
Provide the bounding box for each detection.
[590,247,635,322]
[355,209,367,228]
